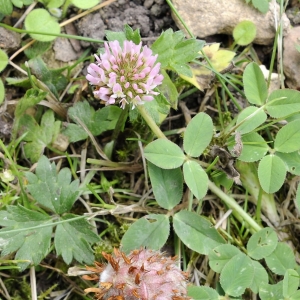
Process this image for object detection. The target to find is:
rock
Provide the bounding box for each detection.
[283,26,300,89]
[53,37,82,62]
[76,12,106,49]
[0,27,21,51]
[171,0,290,45]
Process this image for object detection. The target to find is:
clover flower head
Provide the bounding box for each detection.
[86,40,164,109]
[84,248,190,300]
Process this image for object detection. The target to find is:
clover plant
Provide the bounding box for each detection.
[0,0,300,299]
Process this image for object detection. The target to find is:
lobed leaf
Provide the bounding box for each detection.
[17,110,61,162]
[121,214,170,254]
[63,101,122,142]
[54,214,99,265]
[151,29,204,77]
[26,156,80,214]
[0,205,52,271]
[173,211,225,255]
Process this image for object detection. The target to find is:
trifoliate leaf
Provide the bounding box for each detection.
[54,214,99,264]
[25,156,80,214]
[0,205,52,271]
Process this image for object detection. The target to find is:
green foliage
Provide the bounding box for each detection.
[70,0,99,9]
[26,156,79,214]
[121,214,170,253]
[0,0,13,15]
[233,20,257,46]
[243,62,268,105]
[183,112,213,157]
[173,211,225,254]
[0,79,4,105]
[0,49,8,72]
[0,156,99,270]
[63,101,122,142]
[28,56,67,98]
[148,163,183,210]
[244,0,270,14]
[145,112,213,200]
[151,28,204,77]
[187,286,219,300]
[17,109,61,162]
[24,8,60,42]
[144,138,186,169]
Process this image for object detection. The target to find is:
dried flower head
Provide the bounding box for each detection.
[86,40,164,109]
[83,248,190,300]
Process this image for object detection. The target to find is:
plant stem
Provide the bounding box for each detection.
[138,105,262,232]
[137,105,167,139]
[208,181,261,233]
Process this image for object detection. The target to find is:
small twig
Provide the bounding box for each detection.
[59,0,117,27]
[14,1,38,28]
[30,266,37,300]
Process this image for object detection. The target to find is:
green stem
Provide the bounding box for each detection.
[138,105,262,232]
[0,23,104,44]
[165,0,195,38]
[137,105,167,139]
[208,181,261,233]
